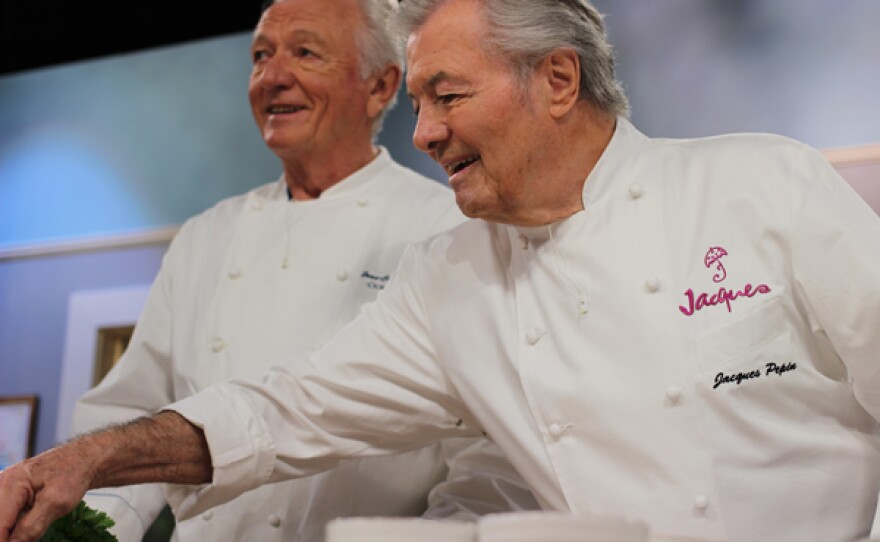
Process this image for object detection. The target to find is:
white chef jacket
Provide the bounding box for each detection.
[73,148,537,541]
[167,120,880,541]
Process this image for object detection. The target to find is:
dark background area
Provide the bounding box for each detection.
[0,1,265,76]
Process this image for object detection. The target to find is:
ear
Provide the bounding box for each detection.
[539,48,581,118]
[366,64,402,120]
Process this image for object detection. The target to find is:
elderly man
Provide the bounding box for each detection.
[60,0,536,540]
[3,0,880,541]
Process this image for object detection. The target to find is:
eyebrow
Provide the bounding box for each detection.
[252,28,329,49]
[406,70,465,100]
[289,29,328,47]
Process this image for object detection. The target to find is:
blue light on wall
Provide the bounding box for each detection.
[0,33,279,250]
[0,129,152,245]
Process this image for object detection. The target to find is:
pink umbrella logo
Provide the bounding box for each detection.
[704,246,728,283]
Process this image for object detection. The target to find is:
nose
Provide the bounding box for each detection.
[412,106,450,153]
[257,53,296,90]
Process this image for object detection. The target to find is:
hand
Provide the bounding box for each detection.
[0,442,95,542]
[0,413,210,542]
[0,412,213,542]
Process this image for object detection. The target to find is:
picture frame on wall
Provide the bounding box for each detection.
[0,395,38,469]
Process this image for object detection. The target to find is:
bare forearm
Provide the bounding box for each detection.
[0,411,212,542]
[88,411,212,488]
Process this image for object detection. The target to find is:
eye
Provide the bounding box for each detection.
[252,49,269,64]
[297,47,317,58]
[406,94,420,116]
[437,94,461,105]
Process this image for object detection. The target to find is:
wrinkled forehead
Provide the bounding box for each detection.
[403,0,492,88]
[254,0,363,41]
[399,0,488,51]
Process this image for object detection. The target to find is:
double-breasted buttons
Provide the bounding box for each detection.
[525,327,545,345]
[268,514,282,528]
[645,277,661,293]
[629,183,644,199]
[665,385,682,404]
[211,338,226,353]
[548,423,567,439]
[357,198,368,207]
[228,267,242,279]
[693,495,709,515]
[336,269,349,282]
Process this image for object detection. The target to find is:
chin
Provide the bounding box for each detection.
[266,136,307,154]
[454,187,502,220]
[457,202,494,221]
[454,195,481,218]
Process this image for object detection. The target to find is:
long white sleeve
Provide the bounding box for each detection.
[788,145,880,418]
[424,437,542,519]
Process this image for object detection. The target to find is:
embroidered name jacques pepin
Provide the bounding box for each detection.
[714,362,797,389]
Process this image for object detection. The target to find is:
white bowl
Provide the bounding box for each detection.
[325,517,476,542]
[478,511,649,542]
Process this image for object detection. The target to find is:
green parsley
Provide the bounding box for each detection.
[41,501,117,542]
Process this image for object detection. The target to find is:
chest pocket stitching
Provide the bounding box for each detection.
[693,296,785,371]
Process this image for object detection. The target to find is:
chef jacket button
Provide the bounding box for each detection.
[525,327,544,345]
[251,202,263,211]
[268,514,282,528]
[228,268,242,279]
[211,338,226,353]
[629,184,644,199]
[518,234,529,249]
[665,385,682,404]
[694,495,709,513]
[202,510,214,521]
[336,269,349,281]
[548,423,565,439]
[645,277,661,293]
[357,198,368,207]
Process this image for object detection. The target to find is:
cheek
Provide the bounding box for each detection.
[481,160,524,205]
[247,85,262,112]
[475,114,513,155]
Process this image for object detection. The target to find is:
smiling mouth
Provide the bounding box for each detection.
[446,155,480,175]
[267,105,306,114]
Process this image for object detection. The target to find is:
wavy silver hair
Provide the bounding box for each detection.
[353,0,405,136]
[392,0,629,118]
[268,0,404,136]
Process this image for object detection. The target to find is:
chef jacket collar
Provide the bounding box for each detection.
[581,116,649,210]
[265,146,395,202]
[514,212,585,242]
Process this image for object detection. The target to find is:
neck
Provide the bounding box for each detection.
[281,143,378,200]
[513,109,616,226]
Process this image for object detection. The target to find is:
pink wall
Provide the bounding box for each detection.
[827,145,880,215]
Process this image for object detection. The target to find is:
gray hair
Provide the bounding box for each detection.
[353,0,405,136]
[268,0,404,136]
[392,0,629,118]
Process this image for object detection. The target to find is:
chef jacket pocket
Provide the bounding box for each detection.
[693,297,784,372]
